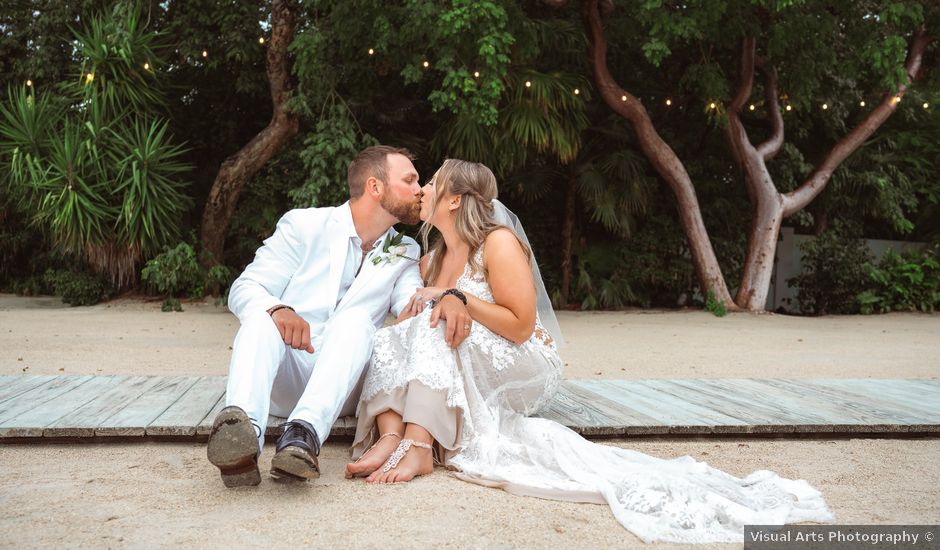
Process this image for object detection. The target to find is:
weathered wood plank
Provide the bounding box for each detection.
[44,376,158,437]
[811,379,940,417]
[0,375,93,425]
[96,376,199,437]
[536,381,663,435]
[146,377,227,437]
[769,379,938,428]
[0,375,59,404]
[576,379,742,432]
[194,392,227,436]
[0,376,124,437]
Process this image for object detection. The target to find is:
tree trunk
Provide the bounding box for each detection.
[583,0,737,310]
[198,0,299,267]
[559,173,578,307]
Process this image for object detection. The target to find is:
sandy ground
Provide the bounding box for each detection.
[1,294,939,548]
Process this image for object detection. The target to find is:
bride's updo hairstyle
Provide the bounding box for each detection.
[420,159,530,286]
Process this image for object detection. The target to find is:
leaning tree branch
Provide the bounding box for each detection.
[583,0,735,307]
[754,58,784,161]
[198,0,300,266]
[782,27,931,217]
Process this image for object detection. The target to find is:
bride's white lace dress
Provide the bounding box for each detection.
[353,247,833,544]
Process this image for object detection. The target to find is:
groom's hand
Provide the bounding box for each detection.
[430,295,471,349]
[271,308,315,353]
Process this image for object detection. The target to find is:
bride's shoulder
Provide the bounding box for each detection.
[483,228,526,263]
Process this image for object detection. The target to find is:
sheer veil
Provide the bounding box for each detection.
[491,199,564,348]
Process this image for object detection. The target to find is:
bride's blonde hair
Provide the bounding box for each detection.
[420,159,530,286]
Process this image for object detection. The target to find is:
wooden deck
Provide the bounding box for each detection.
[0,375,938,440]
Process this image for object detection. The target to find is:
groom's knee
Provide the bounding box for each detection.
[325,308,375,340]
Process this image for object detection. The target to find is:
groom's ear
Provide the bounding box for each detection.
[366,176,382,198]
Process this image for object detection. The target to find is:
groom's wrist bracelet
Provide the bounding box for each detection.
[267,304,295,316]
[440,288,468,306]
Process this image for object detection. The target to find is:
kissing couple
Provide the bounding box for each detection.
[206,145,832,543]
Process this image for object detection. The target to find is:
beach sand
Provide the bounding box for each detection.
[1,295,938,548]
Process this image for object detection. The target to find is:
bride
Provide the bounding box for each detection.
[344,159,833,543]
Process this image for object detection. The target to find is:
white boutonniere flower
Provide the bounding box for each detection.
[370,233,417,266]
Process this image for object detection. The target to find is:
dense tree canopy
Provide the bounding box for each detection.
[1,0,938,312]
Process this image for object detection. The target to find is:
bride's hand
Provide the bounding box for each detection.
[397,287,445,322]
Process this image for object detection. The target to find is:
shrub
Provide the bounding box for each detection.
[787,229,873,315]
[141,242,233,311]
[43,269,113,306]
[858,246,940,313]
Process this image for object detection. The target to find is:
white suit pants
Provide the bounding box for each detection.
[224,308,376,448]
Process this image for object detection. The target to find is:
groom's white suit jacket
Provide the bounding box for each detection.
[228,202,422,335]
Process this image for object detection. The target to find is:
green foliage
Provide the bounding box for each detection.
[787,228,874,315]
[141,242,233,311]
[858,247,940,313]
[705,290,728,317]
[43,268,113,306]
[0,4,192,288]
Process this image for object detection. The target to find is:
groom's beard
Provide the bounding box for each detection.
[380,193,421,225]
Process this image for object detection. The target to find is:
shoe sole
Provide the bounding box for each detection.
[207,407,261,488]
[271,446,320,481]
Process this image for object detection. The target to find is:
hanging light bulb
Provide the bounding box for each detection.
[665,98,672,106]
[892,96,901,105]
[621,95,627,102]
[822,103,828,110]
[202,50,208,58]
[259,37,265,45]
[709,102,716,109]
[574,88,580,95]
[473,70,480,78]
[85,72,94,83]
[367,48,374,55]
[749,104,755,111]
[143,62,150,70]
[785,104,792,112]
[924,102,930,109]
[859,100,866,107]
[525,81,531,88]
[25,79,32,87]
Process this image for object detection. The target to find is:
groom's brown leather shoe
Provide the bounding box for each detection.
[270,420,320,481]
[207,406,261,488]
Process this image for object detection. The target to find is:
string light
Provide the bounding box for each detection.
[422,60,429,68]
[258,37,265,45]
[924,102,930,109]
[202,50,208,58]
[85,73,94,83]
[473,70,479,78]
[525,80,531,88]
[143,62,150,70]
[621,95,627,102]
[892,96,901,105]
[749,104,755,111]
[708,102,716,109]
[822,103,828,110]
[367,48,374,55]
[25,79,32,87]
[574,88,580,95]
[860,100,866,107]
[665,98,672,106]
[785,104,792,111]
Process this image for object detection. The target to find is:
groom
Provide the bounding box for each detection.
[207,145,470,487]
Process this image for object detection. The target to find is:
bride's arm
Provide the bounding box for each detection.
[464,229,536,344]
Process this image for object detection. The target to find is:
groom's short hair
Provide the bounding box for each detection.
[348,145,415,199]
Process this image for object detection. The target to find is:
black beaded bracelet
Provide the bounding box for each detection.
[440,288,468,305]
[267,304,295,316]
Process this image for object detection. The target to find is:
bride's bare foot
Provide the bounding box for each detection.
[345,433,401,479]
[368,439,434,484]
